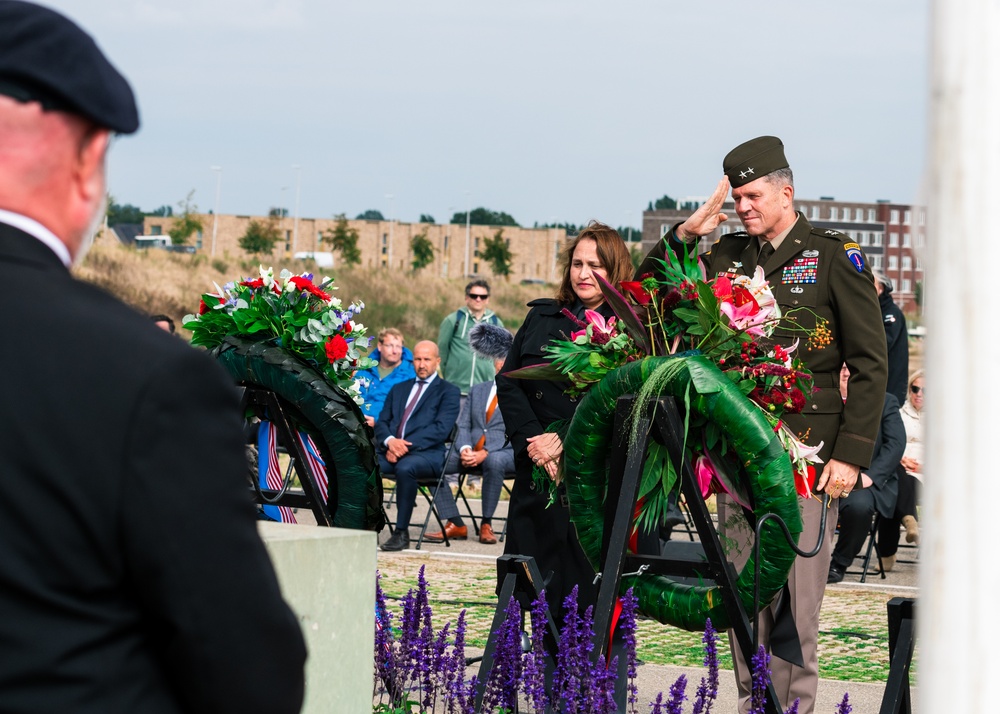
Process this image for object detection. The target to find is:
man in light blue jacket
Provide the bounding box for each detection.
[355,327,415,426]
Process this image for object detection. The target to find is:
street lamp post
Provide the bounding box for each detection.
[292,164,301,255]
[385,193,395,269]
[279,187,288,257]
[210,166,222,256]
[464,191,471,277]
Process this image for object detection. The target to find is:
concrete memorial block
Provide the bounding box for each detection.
[259,522,376,714]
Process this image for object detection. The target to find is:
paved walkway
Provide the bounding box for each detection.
[377,491,919,712]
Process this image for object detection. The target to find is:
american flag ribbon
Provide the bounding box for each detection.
[257,420,297,524]
[295,430,329,503]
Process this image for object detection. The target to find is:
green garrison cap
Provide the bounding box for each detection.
[723,136,788,187]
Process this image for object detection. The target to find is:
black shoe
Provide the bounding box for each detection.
[381,530,410,552]
[827,564,846,584]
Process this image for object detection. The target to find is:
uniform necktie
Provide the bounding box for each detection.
[758,241,775,265]
[473,393,499,451]
[397,380,427,438]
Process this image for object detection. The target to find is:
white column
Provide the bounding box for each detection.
[923,0,1000,710]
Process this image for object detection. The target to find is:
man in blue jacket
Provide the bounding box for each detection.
[356,327,415,426]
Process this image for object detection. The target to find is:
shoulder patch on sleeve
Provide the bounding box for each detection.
[843,242,865,272]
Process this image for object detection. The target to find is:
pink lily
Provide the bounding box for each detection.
[692,454,717,499]
[571,309,618,342]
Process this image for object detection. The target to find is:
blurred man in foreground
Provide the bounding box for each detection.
[0,3,306,712]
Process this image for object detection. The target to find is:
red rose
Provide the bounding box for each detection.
[325,334,349,363]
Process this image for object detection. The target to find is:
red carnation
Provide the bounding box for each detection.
[289,275,331,301]
[240,278,264,289]
[325,334,349,363]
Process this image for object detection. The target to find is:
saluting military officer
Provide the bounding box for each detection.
[637,136,888,714]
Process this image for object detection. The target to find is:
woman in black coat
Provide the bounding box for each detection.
[496,221,633,628]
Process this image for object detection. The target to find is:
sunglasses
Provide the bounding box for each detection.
[910,384,924,394]
[467,293,489,300]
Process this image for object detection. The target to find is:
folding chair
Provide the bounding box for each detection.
[454,467,515,542]
[847,513,885,583]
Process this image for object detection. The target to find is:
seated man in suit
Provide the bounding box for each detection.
[426,353,515,545]
[828,364,906,583]
[376,340,461,551]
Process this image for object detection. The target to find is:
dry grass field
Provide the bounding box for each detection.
[74,239,552,344]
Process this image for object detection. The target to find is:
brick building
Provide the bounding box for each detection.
[142,214,569,284]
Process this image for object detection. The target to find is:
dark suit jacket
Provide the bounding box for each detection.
[374,374,460,462]
[455,380,511,454]
[0,223,306,714]
[865,393,907,518]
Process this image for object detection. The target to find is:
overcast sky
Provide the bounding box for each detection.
[46,0,931,228]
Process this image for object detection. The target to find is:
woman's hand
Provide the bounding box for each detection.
[901,456,921,474]
[527,432,563,480]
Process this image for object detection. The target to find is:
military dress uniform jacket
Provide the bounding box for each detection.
[638,213,888,470]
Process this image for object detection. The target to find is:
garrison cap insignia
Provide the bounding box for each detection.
[844,242,865,273]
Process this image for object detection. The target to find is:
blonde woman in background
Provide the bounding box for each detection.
[878,369,924,570]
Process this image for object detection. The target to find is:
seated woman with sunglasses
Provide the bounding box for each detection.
[878,369,924,570]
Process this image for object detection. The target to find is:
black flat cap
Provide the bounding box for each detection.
[723,136,788,188]
[0,0,139,133]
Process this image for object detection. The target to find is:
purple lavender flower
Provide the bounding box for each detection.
[749,646,771,714]
[591,654,619,714]
[521,590,550,711]
[649,691,666,714]
[397,588,419,690]
[834,692,851,714]
[373,572,396,700]
[444,610,469,714]
[553,587,599,712]
[618,588,640,712]
[425,621,450,712]
[665,674,687,714]
[482,596,523,712]
[692,619,719,714]
[784,698,800,714]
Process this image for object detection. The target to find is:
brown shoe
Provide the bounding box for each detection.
[479,522,498,544]
[880,554,896,572]
[424,522,468,543]
[902,515,919,544]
